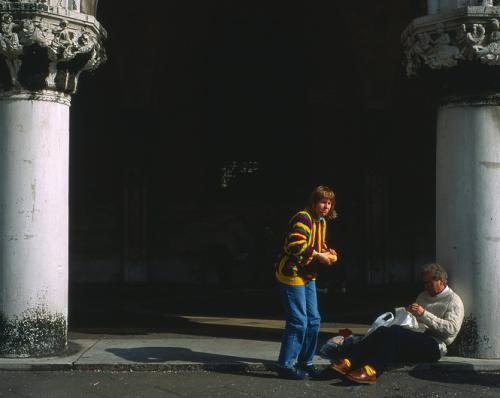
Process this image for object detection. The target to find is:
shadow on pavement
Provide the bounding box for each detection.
[408,367,500,388]
[71,314,341,343]
[69,283,419,343]
[106,347,274,368]
[69,283,419,319]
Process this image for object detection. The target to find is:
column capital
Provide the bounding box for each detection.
[0,88,70,104]
[402,7,500,78]
[440,92,500,107]
[0,0,106,96]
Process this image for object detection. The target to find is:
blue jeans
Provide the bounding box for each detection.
[277,281,321,368]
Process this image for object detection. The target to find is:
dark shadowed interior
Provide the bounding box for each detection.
[68,0,435,316]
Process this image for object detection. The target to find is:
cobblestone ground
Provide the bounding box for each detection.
[0,370,499,398]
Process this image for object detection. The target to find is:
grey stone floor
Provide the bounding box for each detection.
[0,370,499,398]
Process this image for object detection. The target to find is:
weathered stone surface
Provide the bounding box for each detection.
[0,308,67,357]
[0,0,106,94]
[402,7,500,77]
[0,94,70,357]
[404,5,500,360]
[0,0,105,358]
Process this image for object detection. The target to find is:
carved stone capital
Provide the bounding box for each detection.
[402,7,500,78]
[440,92,500,107]
[0,88,70,104]
[0,0,106,96]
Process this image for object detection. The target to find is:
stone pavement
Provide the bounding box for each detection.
[1,316,500,374]
[2,370,500,398]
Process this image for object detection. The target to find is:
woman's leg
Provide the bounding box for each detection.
[297,280,321,366]
[277,282,308,368]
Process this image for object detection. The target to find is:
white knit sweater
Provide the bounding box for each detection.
[415,286,465,356]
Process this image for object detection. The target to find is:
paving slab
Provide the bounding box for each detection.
[0,339,97,371]
[73,335,330,371]
[413,356,500,372]
[0,317,500,373]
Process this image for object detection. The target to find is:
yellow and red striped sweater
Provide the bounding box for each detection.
[275,209,328,286]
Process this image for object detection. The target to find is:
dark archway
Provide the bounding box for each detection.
[69,1,436,327]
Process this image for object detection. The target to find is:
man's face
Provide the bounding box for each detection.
[422,272,445,296]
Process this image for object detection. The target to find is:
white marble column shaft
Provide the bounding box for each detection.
[0,94,70,357]
[436,103,500,358]
[427,0,493,15]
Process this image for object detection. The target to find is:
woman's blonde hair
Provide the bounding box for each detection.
[308,185,337,220]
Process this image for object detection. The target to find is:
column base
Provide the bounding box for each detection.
[0,307,67,358]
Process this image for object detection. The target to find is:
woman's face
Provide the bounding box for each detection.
[314,198,332,218]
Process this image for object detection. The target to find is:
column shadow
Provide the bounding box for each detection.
[409,365,500,389]
[106,346,276,374]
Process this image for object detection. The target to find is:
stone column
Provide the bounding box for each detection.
[0,1,105,357]
[403,5,500,357]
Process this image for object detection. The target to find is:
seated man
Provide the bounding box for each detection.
[331,263,464,385]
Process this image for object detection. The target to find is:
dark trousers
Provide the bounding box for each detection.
[346,325,441,374]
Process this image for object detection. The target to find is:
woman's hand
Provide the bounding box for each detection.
[326,249,338,264]
[316,252,332,265]
[316,250,338,265]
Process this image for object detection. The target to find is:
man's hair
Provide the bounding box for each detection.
[308,185,337,220]
[421,262,448,284]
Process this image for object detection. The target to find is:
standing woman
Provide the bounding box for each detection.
[275,185,338,379]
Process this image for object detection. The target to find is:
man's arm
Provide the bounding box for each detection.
[408,296,464,339]
[418,299,464,339]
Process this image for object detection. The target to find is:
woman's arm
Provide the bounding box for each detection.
[285,211,314,258]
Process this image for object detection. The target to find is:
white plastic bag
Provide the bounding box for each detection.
[364,308,426,340]
[393,307,426,332]
[364,311,394,338]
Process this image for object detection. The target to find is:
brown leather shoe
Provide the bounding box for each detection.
[330,359,351,376]
[346,367,377,385]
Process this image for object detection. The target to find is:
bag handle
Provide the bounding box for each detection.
[364,311,394,339]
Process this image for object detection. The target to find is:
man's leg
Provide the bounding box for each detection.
[277,282,307,369]
[396,329,441,364]
[332,326,408,384]
[347,326,440,374]
[346,326,396,371]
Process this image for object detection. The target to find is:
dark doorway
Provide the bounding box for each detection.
[69,1,436,326]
